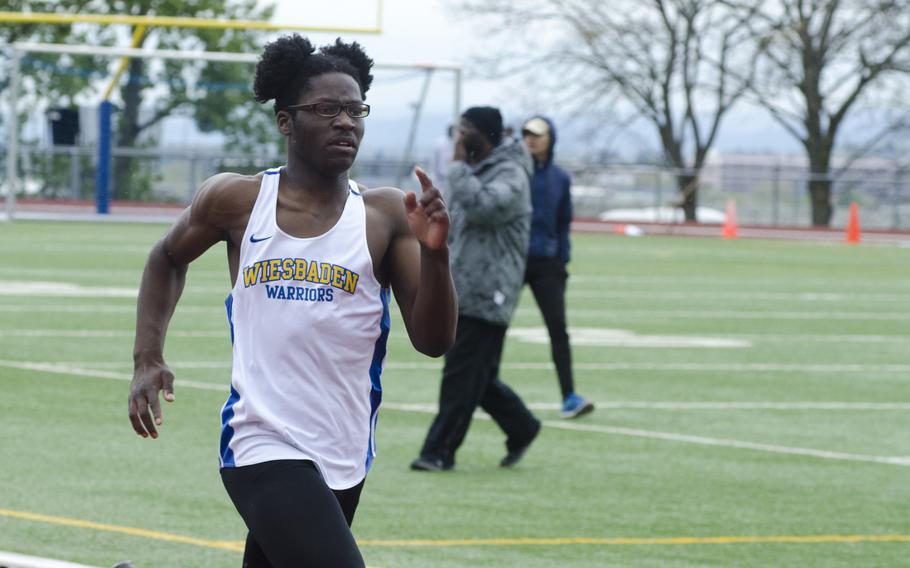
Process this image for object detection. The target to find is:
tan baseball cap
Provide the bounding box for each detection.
[521,118,550,136]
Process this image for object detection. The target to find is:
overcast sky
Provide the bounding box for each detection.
[263,0,813,160]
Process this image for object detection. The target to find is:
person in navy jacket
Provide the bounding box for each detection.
[521,116,594,418]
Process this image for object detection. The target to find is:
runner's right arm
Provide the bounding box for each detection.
[128,174,250,439]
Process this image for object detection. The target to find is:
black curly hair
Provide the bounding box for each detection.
[253,35,375,114]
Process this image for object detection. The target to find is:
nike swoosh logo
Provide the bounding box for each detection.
[249,234,272,243]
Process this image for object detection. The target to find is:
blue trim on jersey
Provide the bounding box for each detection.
[365,288,390,471]
[220,293,238,467]
[225,293,235,344]
[264,168,280,175]
[219,385,240,467]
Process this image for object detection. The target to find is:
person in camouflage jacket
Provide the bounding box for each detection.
[411,106,541,473]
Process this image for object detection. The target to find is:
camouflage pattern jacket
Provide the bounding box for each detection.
[444,137,533,327]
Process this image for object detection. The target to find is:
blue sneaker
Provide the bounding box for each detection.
[561,393,594,419]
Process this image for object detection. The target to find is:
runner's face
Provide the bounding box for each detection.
[286,72,365,175]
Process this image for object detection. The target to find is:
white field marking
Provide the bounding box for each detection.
[380,402,910,467]
[9,362,910,413]
[0,266,227,279]
[514,308,910,321]
[1,302,905,321]
[0,281,137,298]
[12,359,910,413]
[0,304,220,314]
[0,550,101,568]
[570,275,910,288]
[0,330,226,338]
[7,358,910,414]
[27,360,910,375]
[0,243,151,253]
[508,327,750,348]
[386,401,910,412]
[722,334,910,344]
[7,360,910,466]
[564,290,910,303]
[0,360,225,392]
[4,328,905,345]
[379,361,910,374]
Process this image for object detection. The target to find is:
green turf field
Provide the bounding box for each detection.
[0,220,908,567]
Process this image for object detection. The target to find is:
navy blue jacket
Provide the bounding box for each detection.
[527,116,572,263]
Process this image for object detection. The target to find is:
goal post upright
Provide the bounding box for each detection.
[2,41,462,220]
[0,4,386,217]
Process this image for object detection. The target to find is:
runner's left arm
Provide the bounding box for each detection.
[386,167,457,357]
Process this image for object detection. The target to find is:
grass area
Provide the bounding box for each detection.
[0,220,908,567]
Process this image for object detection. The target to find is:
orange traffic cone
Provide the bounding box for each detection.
[845,202,861,244]
[721,199,738,239]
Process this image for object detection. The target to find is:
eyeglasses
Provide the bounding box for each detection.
[284,102,371,118]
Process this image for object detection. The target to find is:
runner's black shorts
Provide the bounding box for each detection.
[221,459,366,568]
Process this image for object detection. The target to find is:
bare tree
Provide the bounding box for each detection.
[457,0,758,221]
[723,0,910,226]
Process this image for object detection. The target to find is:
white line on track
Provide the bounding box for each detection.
[4,278,910,303]
[2,303,909,321]
[393,401,910,411]
[8,357,910,374]
[0,305,219,314]
[565,290,910,303]
[382,361,910,374]
[3,359,909,468]
[0,550,100,568]
[570,275,910,288]
[2,329,908,346]
[0,330,226,338]
[380,403,910,467]
[517,309,910,321]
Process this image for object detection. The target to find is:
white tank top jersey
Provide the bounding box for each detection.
[219,167,390,490]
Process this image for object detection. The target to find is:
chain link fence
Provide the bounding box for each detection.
[3,144,908,230]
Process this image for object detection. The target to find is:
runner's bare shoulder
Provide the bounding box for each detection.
[360,184,407,219]
[190,172,264,231]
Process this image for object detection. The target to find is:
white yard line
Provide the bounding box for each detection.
[380,402,910,467]
[1,328,908,347]
[0,330,226,338]
[382,361,910,374]
[0,550,101,568]
[570,275,910,288]
[8,357,910,374]
[541,421,910,467]
[0,360,224,392]
[0,305,219,314]
[565,290,910,303]
[3,359,909,469]
[395,402,910,411]
[1,302,908,321]
[517,309,910,321]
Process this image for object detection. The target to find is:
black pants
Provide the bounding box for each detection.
[221,460,365,568]
[525,256,575,400]
[419,315,540,467]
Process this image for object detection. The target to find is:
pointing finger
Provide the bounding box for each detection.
[414,166,434,193]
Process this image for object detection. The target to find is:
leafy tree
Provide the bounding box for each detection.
[1,0,276,200]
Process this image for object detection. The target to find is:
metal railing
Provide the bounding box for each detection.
[2,144,907,230]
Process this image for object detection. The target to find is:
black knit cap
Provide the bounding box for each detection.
[462,106,503,146]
